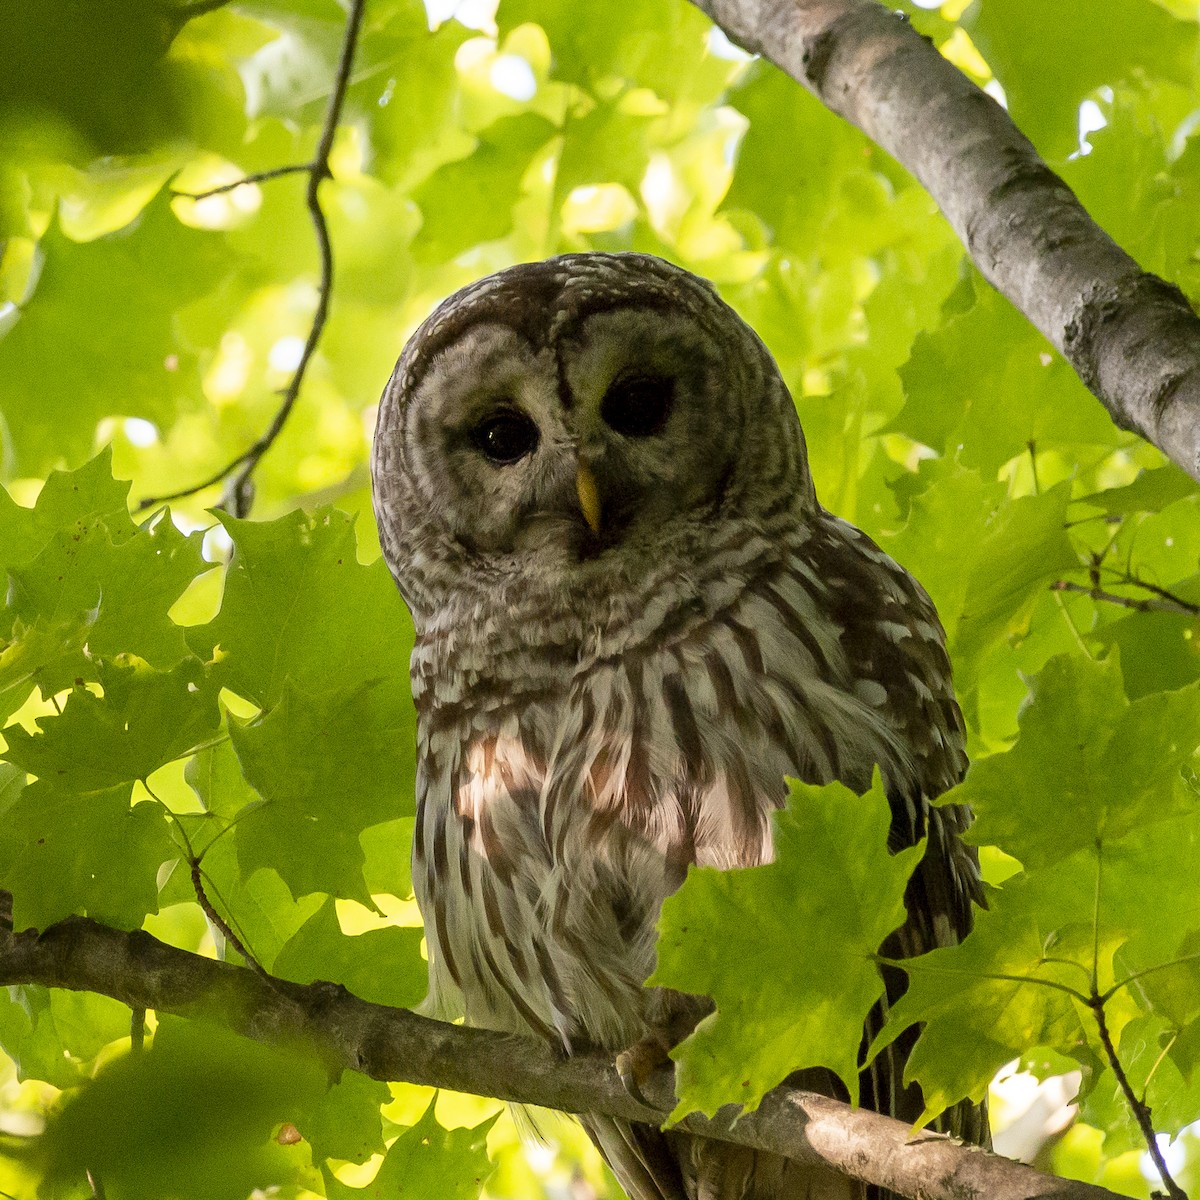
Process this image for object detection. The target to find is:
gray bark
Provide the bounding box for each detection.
[689,0,1200,480]
[0,914,1125,1200]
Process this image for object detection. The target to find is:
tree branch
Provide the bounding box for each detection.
[139,0,367,518]
[0,914,1126,1200]
[688,0,1200,481]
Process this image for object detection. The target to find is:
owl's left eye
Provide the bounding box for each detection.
[470,410,540,464]
[600,374,674,439]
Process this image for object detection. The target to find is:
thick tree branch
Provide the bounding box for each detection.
[0,915,1123,1200]
[689,0,1200,481]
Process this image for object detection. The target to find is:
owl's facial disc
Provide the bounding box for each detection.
[402,303,745,576]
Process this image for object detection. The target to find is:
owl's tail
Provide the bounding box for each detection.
[583,1111,866,1200]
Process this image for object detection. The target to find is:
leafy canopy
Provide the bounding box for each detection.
[2,0,1200,1197]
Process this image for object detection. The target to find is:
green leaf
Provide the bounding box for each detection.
[1076,465,1199,516]
[229,679,414,903]
[0,613,94,722]
[411,113,557,263]
[883,463,1079,689]
[650,772,923,1117]
[0,196,240,474]
[965,0,1198,160]
[0,781,173,930]
[497,0,728,101]
[3,659,220,792]
[893,283,1118,475]
[0,0,189,157]
[0,449,137,565]
[724,68,871,258]
[947,654,1200,869]
[324,1099,496,1200]
[555,100,657,201]
[186,735,264,822]
[356,3,473,188]
[299,1068,391,1165]
[274,897,426,1009]
[871,863,1091,1122]
[1080,1013,1200,1152]
[190,507,412,710]
[1091,585,1200,700]
[0,451,208,693]
[0,985,132,1089]
[41,1018,326,1200]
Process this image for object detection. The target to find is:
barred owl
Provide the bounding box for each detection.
[371,253,985,1200]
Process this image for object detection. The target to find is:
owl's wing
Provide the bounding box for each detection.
[800,515,986,1148]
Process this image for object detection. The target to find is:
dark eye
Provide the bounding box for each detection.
[470,410,539,464]
[600,374,675,438]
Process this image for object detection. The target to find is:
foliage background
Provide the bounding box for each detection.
[1,0,1200,1196]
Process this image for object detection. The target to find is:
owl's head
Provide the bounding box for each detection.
[372,253,815,624]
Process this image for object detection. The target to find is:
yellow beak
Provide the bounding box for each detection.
[575,461,602,535]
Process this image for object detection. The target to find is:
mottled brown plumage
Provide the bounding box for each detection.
[371,253,985,1200]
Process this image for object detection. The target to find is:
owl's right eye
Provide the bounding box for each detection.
[470,410,540,464]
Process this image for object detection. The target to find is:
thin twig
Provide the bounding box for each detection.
[1125,575,1200,613]
[1050,580,1200,617]
[1088,993,1187,1200]
[138,0,368,518]
[172,163,314,202]
[155,794,269,978]
[1091,840,1102,997]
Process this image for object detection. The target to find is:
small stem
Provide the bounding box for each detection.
[1051,585,1095,657]
[172,163,314,201]
[878,957,1088,1002]
[1116,573,1200,615]
[1089,994,1188,1200]
[130,1007,146,1053]
[1038,956,1094,985]
[1102,951,1200,1003]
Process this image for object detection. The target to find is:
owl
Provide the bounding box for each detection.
[371,253,985,1200]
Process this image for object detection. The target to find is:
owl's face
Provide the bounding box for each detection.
[373,254,815,620]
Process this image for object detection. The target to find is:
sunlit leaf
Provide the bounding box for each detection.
[652,772,922,1117]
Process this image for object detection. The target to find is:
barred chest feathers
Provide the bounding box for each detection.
[408,513,959,1054]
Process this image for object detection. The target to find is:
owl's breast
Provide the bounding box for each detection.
[408,516,967,1049]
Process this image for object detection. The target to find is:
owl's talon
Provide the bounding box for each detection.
[616,1037,672,1108]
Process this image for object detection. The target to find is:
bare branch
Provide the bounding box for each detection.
[0,914,1129,1200]
[138,0,368,517]
[686,0,1200,481]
